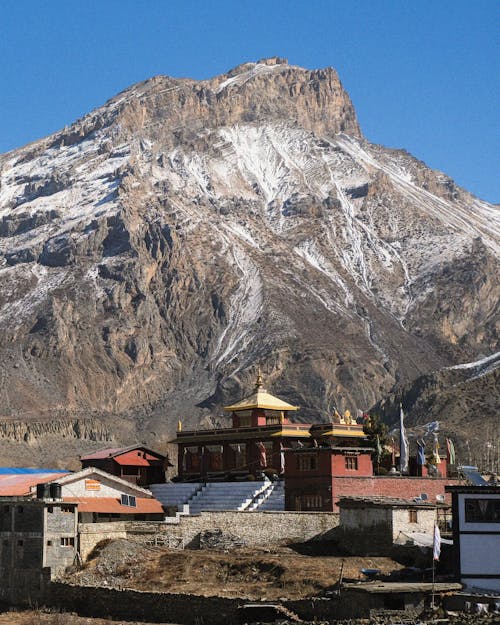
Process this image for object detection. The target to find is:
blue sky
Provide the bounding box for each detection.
[1,0,498,202]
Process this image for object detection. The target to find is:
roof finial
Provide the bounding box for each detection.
[255,366,263,389]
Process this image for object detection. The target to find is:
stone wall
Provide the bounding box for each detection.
[79,522,129,559]
[392,507,435,541]
[44,582,361,623]
[78,510,339,559]
[42,581,438,622]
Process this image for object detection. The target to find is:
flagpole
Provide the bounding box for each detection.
[431,534,436,610]
[431,521,441,611]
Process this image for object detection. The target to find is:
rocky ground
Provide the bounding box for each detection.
[0,611,181,625]
[2,607,498,625]
[66,538,405,600]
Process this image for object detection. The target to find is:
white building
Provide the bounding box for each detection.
[337,496,445,556]
[47,467,165,522]
[446,485,500,592]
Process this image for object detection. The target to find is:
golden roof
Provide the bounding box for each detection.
[321,429,366,437]
[223,370,298,412]
[270,429,310,437]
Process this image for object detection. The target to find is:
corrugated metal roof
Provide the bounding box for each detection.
[64,497,164,514]
[0,472,71,496]
[81,446,165,461]
[80,447,131,460]
[338,495,440,508]
[114,452,151,466]
[0,468,68,475]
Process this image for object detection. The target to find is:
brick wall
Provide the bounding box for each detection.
[331,477,457,510]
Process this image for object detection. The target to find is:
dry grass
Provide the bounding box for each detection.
[69,540,405,601]
[0,609,176,625]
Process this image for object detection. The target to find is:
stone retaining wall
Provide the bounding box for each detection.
[45,582,354,623]
[79,510,339,559]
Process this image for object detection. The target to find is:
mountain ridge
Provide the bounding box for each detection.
[0,59,498,466]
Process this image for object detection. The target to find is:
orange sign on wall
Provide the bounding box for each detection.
[85,479,101,491]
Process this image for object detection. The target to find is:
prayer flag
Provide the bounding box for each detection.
[279,442,285,474]
[433,524,441,561]
[399,404,409,473]
[257,441,267,468]
[433,434,441,464]
[417,440,426,465]
[446,438,456,464]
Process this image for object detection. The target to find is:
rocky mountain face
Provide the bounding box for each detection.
[0,57,498,465]
[373,352,499,471]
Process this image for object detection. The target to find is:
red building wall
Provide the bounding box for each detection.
[330,476,458,510]
[331,451,373,476]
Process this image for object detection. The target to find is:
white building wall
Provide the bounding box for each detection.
[392,507,436,541]
[461,577,500,592]
[58,472,149,499]
[456,491,500,592]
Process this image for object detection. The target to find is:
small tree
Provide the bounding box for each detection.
[363,414,389,465]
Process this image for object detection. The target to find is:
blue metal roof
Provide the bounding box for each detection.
[0,467,69,475]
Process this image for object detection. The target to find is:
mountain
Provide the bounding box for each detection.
[372,352,499,471]
[0,57,498,466]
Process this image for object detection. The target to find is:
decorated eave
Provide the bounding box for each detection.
[172,424,311,444]
[310,423,367,439]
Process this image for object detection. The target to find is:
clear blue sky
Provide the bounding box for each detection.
[1,0,498,202]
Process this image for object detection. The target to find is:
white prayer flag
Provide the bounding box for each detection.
[399,404,409,474]
[433,523,441,561]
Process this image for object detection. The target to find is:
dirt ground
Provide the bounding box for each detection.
[66,538,406,601]
[0,612,178,625]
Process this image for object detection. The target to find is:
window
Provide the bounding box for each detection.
[60,537,75,547]
[297,454,318,472]
[120,494,137,508]
[464,498,500,523]
[409,509,418,523]
[266,416,280,425]
[122,466,140,475]
[61,505,73,514]
[47,506,54,514]
[17,540,23,547]
[345,456,358,471]
[47,540,52,547]
[300,494,323,510]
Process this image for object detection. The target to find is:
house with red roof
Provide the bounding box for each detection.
[0,466,164,522]
[51,467,164,522]
[80,445,168,487]
[0,469,71,497]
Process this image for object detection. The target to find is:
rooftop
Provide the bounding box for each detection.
[80,445,165,461]
[343,582,462,594]
[0,471,71,496]
[223,372,298,412]
[445,485,499,493]
[64,496,164,514]
[338,495,443,509]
